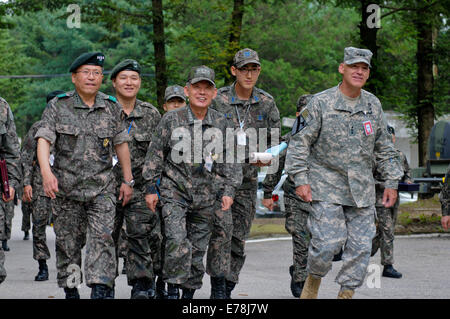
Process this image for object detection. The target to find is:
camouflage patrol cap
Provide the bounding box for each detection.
[110,59,141,80]
[296,94,313,112]
[164,85,186,102]
[187,65,215,87]
[233,48,260,68]
[343,47,372,68]
[69,52,105,72]
[46,90,65,103]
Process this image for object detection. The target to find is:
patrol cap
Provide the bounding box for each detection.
[343,47,372,68]
[387,125,395,136]
[46,90,65,103]
[69,52,105,73]
[296,94,313,112]
[164,85,186,102]
[233,48,260,68]
[187,65,215,87]
[110,59,141,80]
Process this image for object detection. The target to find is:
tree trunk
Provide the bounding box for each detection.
[152,0,167,108]
[226,0,245,83]
[416,10,435,167]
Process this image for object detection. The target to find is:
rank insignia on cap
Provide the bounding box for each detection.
[97,55,105,62]
[244,51,251,57]
[363,121,373,136]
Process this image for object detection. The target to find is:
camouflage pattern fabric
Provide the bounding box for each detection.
[439,165,450,216]
[31,196,52,261]
[21,201,32,232]
[0,201,14,240]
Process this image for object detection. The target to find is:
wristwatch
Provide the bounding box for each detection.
[123,179,135,188]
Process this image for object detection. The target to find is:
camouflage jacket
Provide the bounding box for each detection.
[142,105,242,207]
[440,164,449,216]
[113,99,161,202]
[285,84,403,208]
[211,82,281,188]
[35,90,130,202]
[0,97,21,190]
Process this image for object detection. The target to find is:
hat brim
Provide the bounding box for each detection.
[165,94,186,102]
[344,58,371,68]
[235,59,261,68]
[189,78,215,86]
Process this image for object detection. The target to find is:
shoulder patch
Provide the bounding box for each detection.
[291,113,308,136]
[57,93,68,99]
[257,88,274,100]
[108,95,117,103]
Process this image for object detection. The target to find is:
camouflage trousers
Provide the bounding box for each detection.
[284,195,310,283]
[162,198,217,290]
[117,224,128,259]
[31,196,52,261]
[372,205,399,265]
[21,201,32,232]
[210,185,257,284]
[53,194,115,289]
[307,201,376,290]
[0,200,14,240]
[113,198,162,286]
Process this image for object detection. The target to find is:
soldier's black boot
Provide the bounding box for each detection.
[225,279,236,299]
[35,259,49,281]
[90,284,114,299]
[155,276,167,299]
[23,231,29,240]
[289,265,304,298]
[332,249,343,262]
[64,287,80,299]
[131,279,151,299]
[167,283,180,299]
[181,288,196,299]
[2,240,9,251]
[382,265,402,278]
[210,276,226,299]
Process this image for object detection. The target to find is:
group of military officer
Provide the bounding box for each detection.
[0,44,448,300]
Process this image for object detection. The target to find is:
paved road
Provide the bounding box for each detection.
[1,204,449,299]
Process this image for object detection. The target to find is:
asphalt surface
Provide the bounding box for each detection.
[1,204,450,299]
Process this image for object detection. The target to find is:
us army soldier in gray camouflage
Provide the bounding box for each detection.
[36,52,133,299]
[143,66,242,299]
[208,48,281,298]
[372,126,412,279]
[109,59,162,299]
[0,96,21,285]
[262,94,313,298]
[440,165,450,230]
[286,47,403,299]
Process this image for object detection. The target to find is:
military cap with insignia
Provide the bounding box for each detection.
[187,65,215,87]
[69,52,105,73]
[46,90,66,103]
[164,85,186,102]
[233,48,260,68]
[343,47,373,68]
[110,59,141,80]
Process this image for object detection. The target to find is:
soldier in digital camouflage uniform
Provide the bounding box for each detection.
[35,52,133,299]
[207,48,281,298]
[286,47,403,299]
[440,165,449,230]
[372,126,412,279]
[109,59,162,299]
[143,65,242,299]
[163,85,187,112]
[0,96,21,285]
[261,94,313,298]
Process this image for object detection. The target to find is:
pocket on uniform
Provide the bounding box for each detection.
[96,128,114,156]
[55,123,79,152]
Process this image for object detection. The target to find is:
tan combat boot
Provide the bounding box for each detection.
[337,289,354,299]
[299,275,321,299]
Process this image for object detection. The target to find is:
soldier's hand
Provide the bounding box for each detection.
[23,185,33,202]
[145,194,159,212]
[441,216,450,230]
[42,170,58,199]
[382,188,398,208]
[296,184,312,202]
[2,186,15,202]
[262,198,274,211]
[221,196,233,211]
[119,183,133,207]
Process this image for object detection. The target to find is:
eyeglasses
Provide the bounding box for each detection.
[237,67,260,75]
[76,70,103,78]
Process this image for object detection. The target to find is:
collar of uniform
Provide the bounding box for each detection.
[122,99,145,119]
[73,90,107,110]
[230,82,260,106]
[186,104,214,126]
[333,83,370,115]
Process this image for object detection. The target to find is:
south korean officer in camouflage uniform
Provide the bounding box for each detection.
[440,164,450,230]
[109,59,162,299]
[0,96,21,285]
[262,94,313,298]
[143,65,242,299]
[208,48,281,298]
[21,91,64,282]
[286,47,403,299]
[35,52,133,299]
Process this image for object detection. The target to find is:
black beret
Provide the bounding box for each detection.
[110,59,141,80]
[46,90,66,103]
[69,52,105,73]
